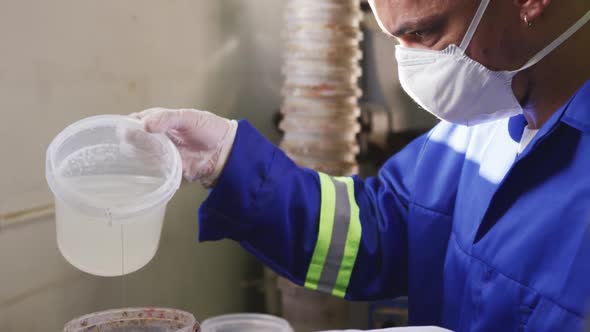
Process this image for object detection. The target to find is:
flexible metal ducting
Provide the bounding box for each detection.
[279,0,363,176]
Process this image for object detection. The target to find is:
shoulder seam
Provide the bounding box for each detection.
[408,127,454,218]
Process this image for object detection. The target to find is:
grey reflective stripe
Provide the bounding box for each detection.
[305,173,362,298]
[316,178,351,293]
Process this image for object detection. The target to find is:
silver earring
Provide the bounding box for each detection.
[524,15,533,27]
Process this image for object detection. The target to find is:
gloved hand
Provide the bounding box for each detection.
[130,108,238,187]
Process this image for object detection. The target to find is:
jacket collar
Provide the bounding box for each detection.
[561,79,590,133]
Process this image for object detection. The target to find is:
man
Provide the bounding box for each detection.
[132,0,590,330]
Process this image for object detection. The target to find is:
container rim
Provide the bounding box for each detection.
[200,313,293,331]
[63,307,199,332]
[46,114,183,221]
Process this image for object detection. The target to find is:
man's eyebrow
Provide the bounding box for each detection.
[390,14,444,37]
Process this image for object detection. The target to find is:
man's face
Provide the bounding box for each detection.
[370,0,532,100]
[369,0,528,71]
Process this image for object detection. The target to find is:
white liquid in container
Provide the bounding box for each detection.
[47,115,182,277]
[56,175,166,277]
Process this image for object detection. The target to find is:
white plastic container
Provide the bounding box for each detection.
[201,314,293,332]
[46,115,182,277]
[63,307,199,332]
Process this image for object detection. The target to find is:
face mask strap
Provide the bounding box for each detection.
[459,0,491,52]
[518,10,590,72]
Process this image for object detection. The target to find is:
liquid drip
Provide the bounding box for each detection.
[120,223,127,308]
[121,223,127,332]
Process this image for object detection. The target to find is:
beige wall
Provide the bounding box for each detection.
[0,1,285,330]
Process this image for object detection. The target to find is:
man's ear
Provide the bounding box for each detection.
[514,0,552,25]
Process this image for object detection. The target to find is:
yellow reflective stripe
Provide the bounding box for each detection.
[331,177,362,298]
[316,178,350,293]
[304,172,336,290]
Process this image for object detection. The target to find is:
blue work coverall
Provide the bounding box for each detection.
[199,80,590,331]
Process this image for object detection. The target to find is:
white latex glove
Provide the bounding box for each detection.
[130,108,238,187]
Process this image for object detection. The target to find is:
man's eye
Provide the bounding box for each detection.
[412,30,429,39]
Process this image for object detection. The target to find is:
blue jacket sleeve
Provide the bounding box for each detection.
[198,120,428,300]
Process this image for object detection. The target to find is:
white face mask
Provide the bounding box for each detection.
[392,0,590,126]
